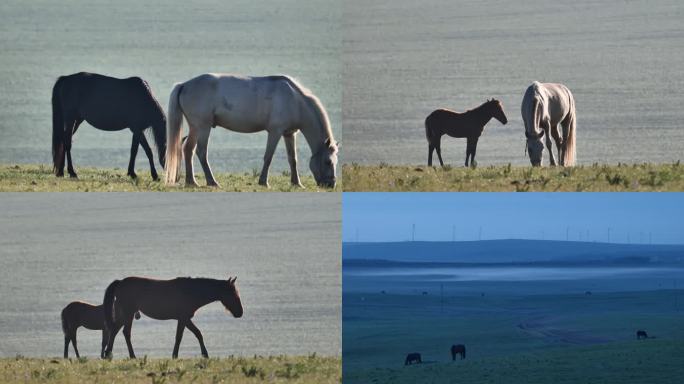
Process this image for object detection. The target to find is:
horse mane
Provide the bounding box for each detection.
[279,76,335,148]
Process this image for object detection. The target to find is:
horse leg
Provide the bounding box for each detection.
[551,125,563,166]
[435,139,445,167]
[428,144,434,167]
[195,127,220,187]
[185,320,209,358]
[104,324,121,359]
[127,131,141,179]
[64,334,71,358]
[172,320,185,358]
[100,329,108,359]
[284,132,303,187]
[183,127,199,187]
[258,130,282,187]
[122,316,136,359]
[470,137,479,167]
[138,134,159,181]
[64,118,79,178]
[465,140,470,167]
[71,333,80,358]
[545,129,556,166]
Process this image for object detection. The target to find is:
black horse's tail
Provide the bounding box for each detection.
[52,77,64,172]
[60,306,68,335]
[52,77,65,174]
[103,280,120,331]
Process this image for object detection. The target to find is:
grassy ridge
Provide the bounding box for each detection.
[345,339,684,384]
[0,164,338,192]
[342,162,684,191]
[1,355,340,383]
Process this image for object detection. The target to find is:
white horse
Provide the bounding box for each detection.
[521,81,576,166]
[165,74,338,188]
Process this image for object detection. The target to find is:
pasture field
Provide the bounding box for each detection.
[342,162,684,191]
[343,288,684,383]
[344,340,684,384]
[0,164,338,192]
[0,355,340,384]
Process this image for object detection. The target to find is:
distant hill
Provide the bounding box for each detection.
[342,239,684,264]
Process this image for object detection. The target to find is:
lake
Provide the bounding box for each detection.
[343,0,684,166]
[0,193,341,358]
[0,0,341,173]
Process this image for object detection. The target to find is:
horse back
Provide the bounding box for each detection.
[426,109,477,138]
[55,72,163,130]
[62,301,105,330]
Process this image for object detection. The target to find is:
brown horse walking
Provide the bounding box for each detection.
[451,344,466,360]
[425,99,508,167]
[102,276,243,359]
[61,301,140,359]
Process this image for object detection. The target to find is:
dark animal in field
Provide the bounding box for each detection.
[405,352,422,365]
[51,72,166,180]
[61,301,140,358]
[636,330,649,339]
[103,276,243,359]
[451,344,466,360]
[425,99,508,167]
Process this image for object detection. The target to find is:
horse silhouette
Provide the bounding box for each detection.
[451,344,466,360]
[51,72,166,180]
[636,330,649,339]
[103,276,242,359]
[425,99,507,167]
[405,352,422,365]
[61,301,140,358]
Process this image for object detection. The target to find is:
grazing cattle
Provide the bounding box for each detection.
[405,352,422,365]
[451,344,466,360]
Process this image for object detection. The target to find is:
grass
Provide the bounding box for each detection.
[345,339,684,384]
[0,354,340,383]
[0,164,338,192]
[342,162,684,191]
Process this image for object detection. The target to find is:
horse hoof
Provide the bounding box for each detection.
[207,182,221,188]
[69,174,78,179]
[291,182,305,189]
[258,180,270,188]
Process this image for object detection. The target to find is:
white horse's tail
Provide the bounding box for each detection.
[564,93,577,166]
[165,83,185,184]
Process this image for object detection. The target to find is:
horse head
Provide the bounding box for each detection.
[489,99,508,125]
[220,277,243,318]
[525,129,545,166]
[310,138,338,188]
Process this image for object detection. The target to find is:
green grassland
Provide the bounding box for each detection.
[1,355,340,384]
[342,162,684,191]
[345,339,683,384]
[0,164,338,192]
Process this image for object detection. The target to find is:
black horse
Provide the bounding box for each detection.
[636,330,649,339]
[103,276,243,359]
[51,72,166,179]
[451,344,466,360]
[425,99,508,167]
[404,352,422,365]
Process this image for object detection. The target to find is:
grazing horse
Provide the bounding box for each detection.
[521,82,576,167]
[404,352,422,365]
[51,72,166,179]
[165,74,338,188]
[636,330,649,339]
[103,276,243,359]
[425,99,508,167]
[61,301,140,359]
[451,344,466,360]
